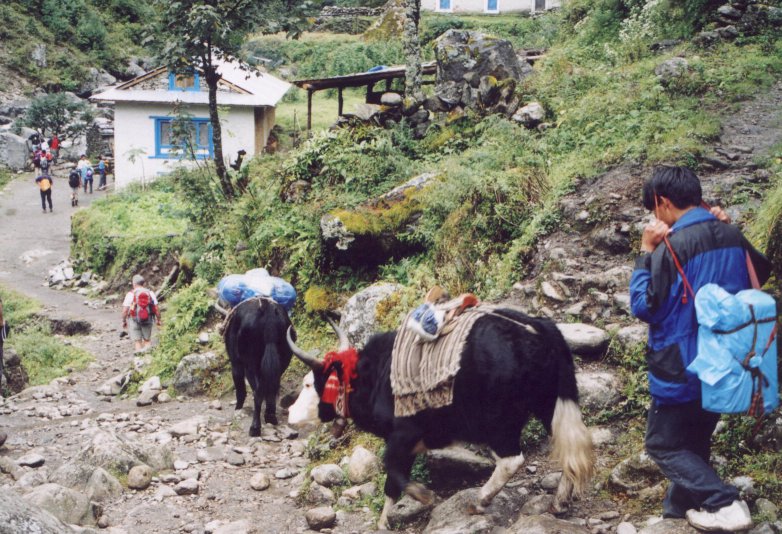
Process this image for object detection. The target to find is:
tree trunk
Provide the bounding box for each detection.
[403,0,422,101]
[205,66,234,199]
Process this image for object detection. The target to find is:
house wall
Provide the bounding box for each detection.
[113,102,257,189]
[421,0,559,13]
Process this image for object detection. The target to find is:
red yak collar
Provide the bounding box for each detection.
[321,348,359,418]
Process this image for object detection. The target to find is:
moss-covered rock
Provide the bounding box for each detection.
[320,172,439,267]
[363,0,405,42]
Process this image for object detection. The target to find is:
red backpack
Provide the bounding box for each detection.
[133,289,156,325]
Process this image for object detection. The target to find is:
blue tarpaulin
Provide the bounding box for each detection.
[688,284,778,414]
[217,270,297,312]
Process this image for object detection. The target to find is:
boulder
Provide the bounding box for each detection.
[24,483,96,526]
[311,464,346,488]
[340,283,403,348]
[172,351,222,395]
[557,323,610,357]
[433,30,528,113]
[508,515,591,534]
[576,370,622,412]
[306,482,336,505]
[305,506,337,531]
[77,68,117,98]
[85,468,122,502]
[250,472,270,491]
[74,430,173,474]
[638,518,700,534]
[0,97,32,118]
[425,446,494,489]
[363,0,405,41]
[512,102,545,128]
[609,452,664,493]
[347,446,381,484]
[654,57,690,85]
[0,131,30,171]
[381,92,403,106]
[320,171,438,266]
[424,488,524,533]
[127,465,153,490]
[0,487,79,534]
[387,494,434,529]
[95,372,131,396]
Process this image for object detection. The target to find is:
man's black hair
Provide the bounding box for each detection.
[642,165,702,211]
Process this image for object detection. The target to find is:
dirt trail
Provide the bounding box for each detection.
[0,172,357,533]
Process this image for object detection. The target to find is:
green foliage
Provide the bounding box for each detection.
[0,285,92,388]
[70,184,189,281]
[245,33,405,80]
[18,93,95,140]
[749,143,782,276]
[421,12,562,49]
[146,278,215,381]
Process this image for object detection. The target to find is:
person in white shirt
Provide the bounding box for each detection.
[121,274,161,352]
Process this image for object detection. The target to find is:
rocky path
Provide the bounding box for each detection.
[0,172,376,533]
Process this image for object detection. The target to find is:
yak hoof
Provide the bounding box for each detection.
[249,426,261,438]
[264,413,278,425]
[406,482,435,506]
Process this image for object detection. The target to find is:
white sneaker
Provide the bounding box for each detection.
[686,500,753,532]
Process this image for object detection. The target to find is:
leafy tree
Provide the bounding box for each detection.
[145,0,317,199]
[20,93,95,141]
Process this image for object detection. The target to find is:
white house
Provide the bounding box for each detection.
[91,59,290,189]
[421,0,561,14]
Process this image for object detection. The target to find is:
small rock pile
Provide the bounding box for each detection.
[695,1,782,46]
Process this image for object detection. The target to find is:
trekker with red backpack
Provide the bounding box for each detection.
[630,166,773,532]
[121,274,161,352]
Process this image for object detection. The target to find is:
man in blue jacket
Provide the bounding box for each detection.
[630,166,771,531]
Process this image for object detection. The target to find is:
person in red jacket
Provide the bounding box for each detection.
[50,134,60,164]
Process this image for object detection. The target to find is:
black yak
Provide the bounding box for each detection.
[223,297,293,437]
[287,310,594,529]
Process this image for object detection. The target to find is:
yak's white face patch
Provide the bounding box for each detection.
[288,371,321,425]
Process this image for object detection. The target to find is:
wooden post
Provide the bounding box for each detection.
[307,89,313,132]
[338,87,344,116]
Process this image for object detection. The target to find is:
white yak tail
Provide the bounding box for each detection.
[550,397,595,509]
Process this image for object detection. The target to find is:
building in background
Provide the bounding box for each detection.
[92,59,290,189]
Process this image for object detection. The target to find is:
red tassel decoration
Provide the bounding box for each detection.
[322,372,340,404]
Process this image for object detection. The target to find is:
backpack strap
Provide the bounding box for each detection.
[662,236,695,305]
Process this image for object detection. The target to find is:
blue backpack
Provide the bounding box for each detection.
[688,284,778,415]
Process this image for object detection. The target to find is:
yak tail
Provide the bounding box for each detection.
[540,320,595,508]
[260,305,283,399]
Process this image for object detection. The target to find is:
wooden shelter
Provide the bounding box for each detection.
[293,62,437,131]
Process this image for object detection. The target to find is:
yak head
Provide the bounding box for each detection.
[286,317,352,437]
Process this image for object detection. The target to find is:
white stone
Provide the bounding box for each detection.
[557,323,610,357]
[347,446,381,485]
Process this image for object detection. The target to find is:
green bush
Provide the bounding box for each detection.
[70,184,189,281]
[0,285,92,388]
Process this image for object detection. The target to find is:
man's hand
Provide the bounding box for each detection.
[709,206,732,224]
[641,220,671,252]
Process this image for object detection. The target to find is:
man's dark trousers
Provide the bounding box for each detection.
[645,398,739,518]
[40,189,52,211]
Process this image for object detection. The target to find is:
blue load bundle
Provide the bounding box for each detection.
[687,284,778,415]
[217,270,297,312]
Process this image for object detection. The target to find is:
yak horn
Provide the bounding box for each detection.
[286,326,322,370]
[213,301,229,317]
[326,315,350,352]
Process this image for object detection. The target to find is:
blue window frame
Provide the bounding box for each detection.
[168,70,200,91]
[486,0,499,12]
[438,0,451,11]
[151,116,213,159]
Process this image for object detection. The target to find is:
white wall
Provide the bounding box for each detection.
[421,0,559,13]
[113,103,257,189]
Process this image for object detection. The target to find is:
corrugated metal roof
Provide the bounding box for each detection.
[91,57,291,107]
[92,88,281,107]
[294,62,436,91]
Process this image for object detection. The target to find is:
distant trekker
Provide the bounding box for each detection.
[35,174,53,213]
[97,156,107,191]
[68,166,82,207]
[122,274,161,352]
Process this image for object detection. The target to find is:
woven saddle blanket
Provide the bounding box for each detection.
[391,304,499,417]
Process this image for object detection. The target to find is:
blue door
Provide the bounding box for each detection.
[439,0,450,10]
[487,0,498,10]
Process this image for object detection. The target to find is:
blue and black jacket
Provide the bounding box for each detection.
[630,207,772,405]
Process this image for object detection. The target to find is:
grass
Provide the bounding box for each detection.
[70,183,190,280]
[0,167,14,191]
[0,284,92,388]
[276,87,368,136]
